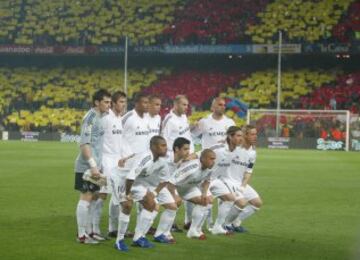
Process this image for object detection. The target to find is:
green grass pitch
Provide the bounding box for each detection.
[1,141,360,260]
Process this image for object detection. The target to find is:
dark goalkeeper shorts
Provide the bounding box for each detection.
[74,172,100,193]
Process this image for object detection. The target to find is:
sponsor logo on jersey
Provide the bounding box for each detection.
[179,126,190,135]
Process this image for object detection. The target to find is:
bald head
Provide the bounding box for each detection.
[200,149,216,169]
[211,97,226,116]
[173,95,189,115]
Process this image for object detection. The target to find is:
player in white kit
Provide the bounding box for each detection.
[92,91,130,239]
[125,136,173,249]
[122,93,150,154]
[192,97,235,230]
[172,149,216,240]
[224,125,262,233]
[207,126,245,235]
[192,97,235,149]
[161,95,195,228]
[146,95,162,138]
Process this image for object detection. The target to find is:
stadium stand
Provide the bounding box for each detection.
[332,1,360,42]
[246,0,354,43]
[300,72,360,113]
[0,0,181,45]
[219,70,335,108]
[163,0,269,44]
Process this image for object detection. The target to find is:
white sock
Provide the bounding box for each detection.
[189,205,206,234]
[213,201,233,229]
[76,200,90,237]
[133,209,154,241]
[225,205,243,226]
[154,209,177,237]
[86,200,96,234]
[108,196,119,232]
[92,198,104,234]
[184,201,194,224]
[136,202,142,227]
[239,205,259,222]
[232,215,242,227]
[116,212,130,242]
[144,210,158,235]
[206,204,213,227]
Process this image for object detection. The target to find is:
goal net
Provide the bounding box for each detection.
[246,109,351,151]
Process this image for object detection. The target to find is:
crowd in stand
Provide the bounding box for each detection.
[1,66,359,133]
[0,0,359,46]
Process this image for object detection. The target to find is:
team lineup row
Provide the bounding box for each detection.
[73,89,262,251]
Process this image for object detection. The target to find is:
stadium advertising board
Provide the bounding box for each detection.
[21,131,39,142]
[252,44,301,54]
[267,137,290,149]
[316,138,344,150]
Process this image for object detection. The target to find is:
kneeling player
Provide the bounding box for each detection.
[173,149,216,239]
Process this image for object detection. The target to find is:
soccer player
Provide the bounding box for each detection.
[191,97,235,229]
[224,125,263,232]
[122,93,150,154]
[74,89,111,244]
[124,136,172,248]
[192,97,235,149]
[93,91,130,239]
[146,95,162,138]
[161,95,195,228]
[162,95,194,154]
[208,126,244,235]
[172,149,216,240]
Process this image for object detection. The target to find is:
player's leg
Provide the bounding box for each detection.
[209,179,235,235]
[154,188,177,243]
[131,187,156,248]
[233,186,262,232]
[108,194,119,237]
[178,186,209,239]
[74,172,100,244]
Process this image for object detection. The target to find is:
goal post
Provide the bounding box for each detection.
[246,109,350,151]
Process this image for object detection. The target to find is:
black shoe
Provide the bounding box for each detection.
[171,223,183,233]
[108,231,117,238]
[183,222,191,231]
[147,226,157,235]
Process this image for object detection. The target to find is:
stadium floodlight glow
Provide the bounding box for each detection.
[247,109,351,151]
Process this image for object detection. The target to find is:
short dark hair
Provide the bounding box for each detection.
[133,93,149,103]
[150,135,166,148]
[226,125,242,136]
[173,137,190,152]
[112,91,126,103]
[200,149,215,160]
[149,95,161,102]
[92,89,111,106]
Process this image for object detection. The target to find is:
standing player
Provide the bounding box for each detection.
[74,89,111,244]
[172,149,216,239]
[162,95,194,154]
[192,97,235,229]
[146,95,162,138]
[224,125,262,232]
[122,93,150,154]
[192,97,235,149]
[161,95,195,228]
[92,91,130,239]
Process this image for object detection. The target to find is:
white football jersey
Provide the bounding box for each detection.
[173,159,213,188]
[122,109,150,154]
[192,113,235,149]
[102,109,132,157]
[224,145,256,184]
[127,152,170,189]
[161,110,194,153]
[146,113,161,138]
[207,143,239,180]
